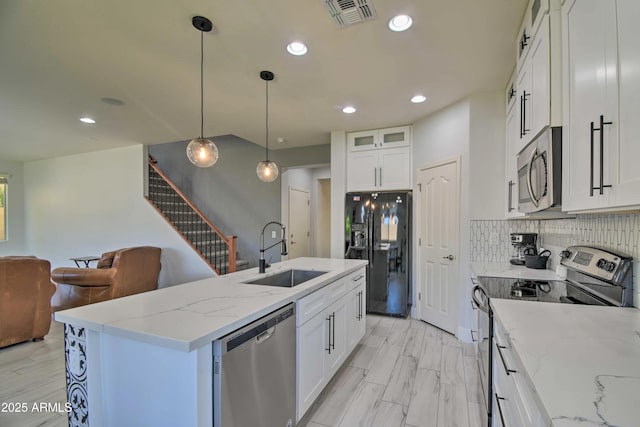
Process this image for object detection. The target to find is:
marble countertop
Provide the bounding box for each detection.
[471,262,565,281]
[54,257,367,352]
[491,299,640,427]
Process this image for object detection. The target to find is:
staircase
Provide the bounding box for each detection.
[146,158,249,275]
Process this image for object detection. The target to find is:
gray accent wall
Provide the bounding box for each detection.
[149,135,329,267]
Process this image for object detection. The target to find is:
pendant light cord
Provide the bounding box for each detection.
[200,29,204,139]
[265,79,269,161]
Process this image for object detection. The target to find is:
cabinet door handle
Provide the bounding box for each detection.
[331,313,336,350]
[522,91,529,135]
[590,115,613,196]
[598,115,613,195]
[508,180,515,212]
[379,167,382,186]
[590,120,595,197]
[520,95,524,138]
[520,31,530,53]
[495,393,507,427]
[325,315,332,354]
[496,343,516,375]
[374,168,377,187]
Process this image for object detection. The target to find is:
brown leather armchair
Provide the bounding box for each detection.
[51,246,161,312]
[0,256,55,348]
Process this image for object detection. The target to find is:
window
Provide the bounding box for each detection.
[0,176,6,241]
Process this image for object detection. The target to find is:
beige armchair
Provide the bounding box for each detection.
[0,256,55,348]
[51,246,161,312]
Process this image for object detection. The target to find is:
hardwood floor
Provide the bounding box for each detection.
[0,315,486,427]
[298,315,486,427]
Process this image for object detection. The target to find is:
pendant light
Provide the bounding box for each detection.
[256,70,279,182]
[186,16,218,168]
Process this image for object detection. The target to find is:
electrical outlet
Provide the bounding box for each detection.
[271,230,277,239]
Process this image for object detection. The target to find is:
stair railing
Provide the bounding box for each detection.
[146,158,237,275]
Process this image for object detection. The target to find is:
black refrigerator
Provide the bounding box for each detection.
[345,191,411,317]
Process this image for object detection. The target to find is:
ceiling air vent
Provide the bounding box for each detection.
[321,0,377,28]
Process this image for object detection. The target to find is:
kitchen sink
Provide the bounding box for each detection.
[243,269,328,288]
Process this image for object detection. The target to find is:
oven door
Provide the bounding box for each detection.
[517,130,553,213]
[471,283,490,416]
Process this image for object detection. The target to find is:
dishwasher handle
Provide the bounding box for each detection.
[256,326,276,343]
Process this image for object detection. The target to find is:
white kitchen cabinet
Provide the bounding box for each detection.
[325,295,348,377]
[505,70,525,219]
[297,312,327,419]
[346,126,412,192]
[296,268,367,421]
[493,316,546,427]
[347,272,366,351]
[562,0,640,212]
[517,15,551,150]
[515,0,550,73]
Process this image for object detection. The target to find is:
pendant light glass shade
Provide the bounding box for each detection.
[187,137,219,168]
[257,70,279,182]
[257,160,279,182]
[187,16,218,168]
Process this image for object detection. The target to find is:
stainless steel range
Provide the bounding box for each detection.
[471,246,634,427]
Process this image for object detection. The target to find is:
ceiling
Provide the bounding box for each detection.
[0,0,527,163]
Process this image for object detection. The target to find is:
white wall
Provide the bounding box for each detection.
[330,131,347,258]
[281,166,331,258]
[314,173,332,258]
[24,145,213,287]
[469,91,506,219]
[0,159,26,255]
[413,98,471,336]
[412,92,505,338]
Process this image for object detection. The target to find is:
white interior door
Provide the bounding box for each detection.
[418,159,460,334]
[288,187,310,259]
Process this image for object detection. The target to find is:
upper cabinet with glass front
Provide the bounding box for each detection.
[347,126,411,152]
[346,126,412,192]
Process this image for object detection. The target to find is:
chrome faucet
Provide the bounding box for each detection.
[259,221,288,273]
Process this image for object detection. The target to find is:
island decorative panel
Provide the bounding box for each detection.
[64,324,89,427]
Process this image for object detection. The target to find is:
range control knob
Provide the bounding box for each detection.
[596,258,607,269]
[606,262,616,273]
[560,250,572,259]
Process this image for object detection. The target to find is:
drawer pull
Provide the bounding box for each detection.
[495,393,507,427]
[496,343,516,375]
[470,330,477,343]
[351,275,364,282]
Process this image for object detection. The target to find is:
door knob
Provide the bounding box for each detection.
[443,255,454,261]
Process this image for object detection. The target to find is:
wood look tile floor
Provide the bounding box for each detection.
[298,315,487,427]
[0,316,485,427]
[0,321,68,427]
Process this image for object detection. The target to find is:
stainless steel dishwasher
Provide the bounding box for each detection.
[213,303,296,427]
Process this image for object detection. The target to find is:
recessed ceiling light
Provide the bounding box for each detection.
[342,106,356,114]
[286,42,308,56]
[79,117,96,124]
[411,95,427,103]
[276,137,286,143]
[388,14,413,32]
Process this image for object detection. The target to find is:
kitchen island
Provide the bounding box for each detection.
[54,257,367,427]
[491,299,640,426]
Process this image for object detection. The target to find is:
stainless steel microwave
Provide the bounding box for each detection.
[517,127,562,213]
